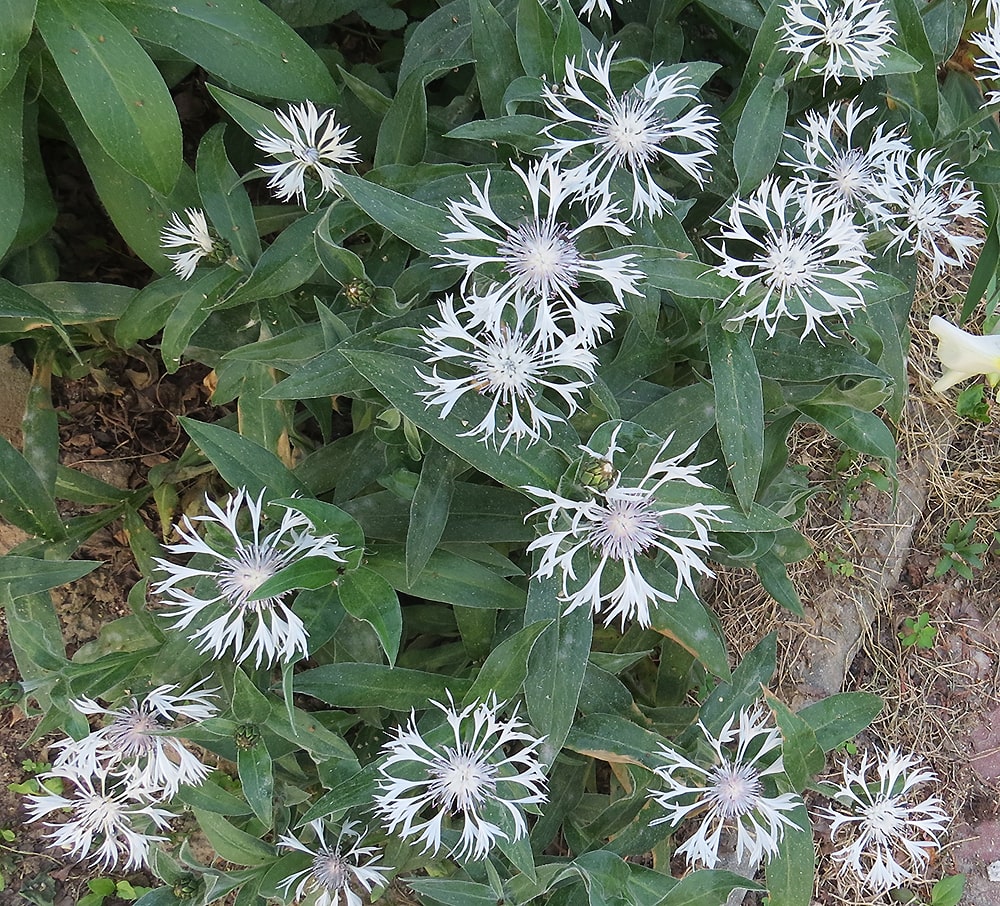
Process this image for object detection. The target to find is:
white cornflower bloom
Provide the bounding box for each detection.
[928,315,1000,392]
[648,704,802,870]
[711,177,874,340]
[785,101,910,211]
[870,150,984,278]
[971,1,1000,106]
[418,293,597,452]
[579,0,623,19]
[25,771,172,871]
[437,157,642,346]
[152,487,352,667]
[542,44,719,220]
[374,694,548,861]
[254,101,360,206]
[524,424,728,629]
[780,0,896,87]
[277,819,391,906]
[160,208,216,280]
[821,748,950,893]
[51,680,218,799]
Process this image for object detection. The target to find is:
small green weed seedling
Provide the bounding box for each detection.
[890,873,965,906]
[78,878,152,906]
[899,612,937,650]
[934,518,991,580]
[955,384,991,423]
[817,549,856,577]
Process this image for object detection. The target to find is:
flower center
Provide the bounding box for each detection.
[763,232,816,291]
[498,221,582,297]
[478,332,536,395]
[602,98,658,163]
[590,493,662,561]
[311,849,350,891]
[862,797,905,839]
[105,710,163,757]
[429,747,498,814]
[824,15,852,46]
[707,762,763,818]
[829,150,868,198]
[217,553,282,610]
[297,146,321,164]
[76,790,126,832]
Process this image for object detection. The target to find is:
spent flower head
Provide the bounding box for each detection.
[437,156,642,347]
[870,150,984,278]
[711,177,874,340]
[821,748,950,892]
[25,771,172,871]
[277,819,391,906]
[152,487,352,667]
[649,704,802,870]
[374,694,548,861]
[542,44,719,220]
[51,680,217,799]
[160,208,218,280]
[524,424,728,629]
[418,292,597,452]
[780,0,896,87]
[254,100,360,206]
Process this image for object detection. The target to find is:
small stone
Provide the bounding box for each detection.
[988,860,1000,882]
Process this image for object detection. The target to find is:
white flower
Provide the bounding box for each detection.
[971,0,1000,106]
[524,424,727,629]
[648,704,802,870]
[25,771,172,871]
[711,177,874,340]
[927,315,1000,393]
[785,101,910,211]
[870,150,984,278]
[254,101,360,206]
[437,156,642,346]
[418,293,596,451]
[543,45,719,220]
[152,487,352,667]
[160,208,216,280]
[821,748,950,893]
[277,819,391,906]
[780,0,896,87]
[578,0,623,19]
[374,695,548,861]
[51,680,217,799]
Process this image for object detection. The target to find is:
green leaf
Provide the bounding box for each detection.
[0,66,25,261]
[294,663,471,709]
[764,692,824,791]
[5,589,68,689]
[444,115,549,153]
[471,0,522,119]
[102,0,338,102]
[886,0,938,131]
[338,567,402,665]
[640,255,737,300]
[0,556,99,597]
[36,0,182,194]
[796,403,897,467]
[755,332,890,383]
[0,434,65,539]
[463,619,551,706]
[161,267,241,372]
[551,0,582,80]
[408,880,499,906]
[524,571,593,766]
[0,0,34,94]
[376,60,469,168]
[232,668,272,724]
[649,584,730,679]
[763,806,814,906]
[368,543,526,610]
[708,324,763,512]
[196,123,260,266]
[798,692,882,751]
[190,808,275,866]
[517,0,555,78]
[565,713,666,771]
[344,348,568,490]
[399,0,471,83]
[237,743,273,828]
[247,558,341,603]
[336,173,451,256]
[930,874,966,906]
[264,703,356,761]
[174,779,253,816]
[299,762,379,824]
[660,870,764,906]
[734,75,787,194]
[178,418,307,499]
[407,443,461,583]
[698,632,776,735]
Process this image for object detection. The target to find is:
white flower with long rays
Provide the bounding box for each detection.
[152,488,352,667]
[277,819,392,906]
[711,177,874,340]
[418,292,597,451]
[821,749,950,892]
[542,45,719,221]
[648,705,802,870]
[579,0,623,19]
[160,208,217,280]
[971,0,1000,106]
[374,694,548,861]
[780,0,896,87]
[437,157,642,346]
[51,680,218,799]
[25,771,172,871]
[524,425,728,628]
[785,101,910,212]
[870,150,984,278]
[254,101,360,206]
[928,315,1000,392]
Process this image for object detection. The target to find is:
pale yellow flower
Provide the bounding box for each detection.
[928,315,1000,392]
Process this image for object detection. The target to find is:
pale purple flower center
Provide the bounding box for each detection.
[105,710,162,757]
[218,553,284,611]
[763,233,815,290]
[312,849,350,891]
[591,495,661,561]
[707,762,763,818]
[497,221,581,293]
[428,747,498,813]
